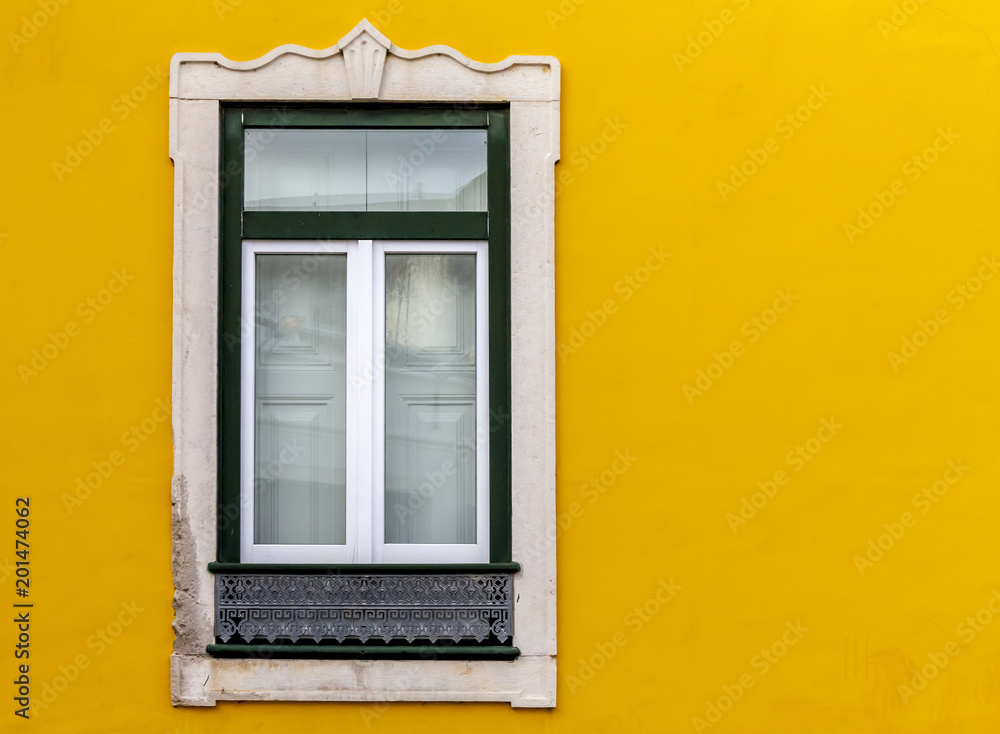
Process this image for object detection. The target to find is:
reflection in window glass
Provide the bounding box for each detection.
[384,254,477,544]
[254,254,348,545]
[245,130,487,212]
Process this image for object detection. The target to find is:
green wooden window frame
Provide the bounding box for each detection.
[216,104,513,570]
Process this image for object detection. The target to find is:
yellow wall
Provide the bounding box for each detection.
[4,0,1000,731]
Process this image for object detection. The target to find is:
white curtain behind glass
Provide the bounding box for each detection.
[254,254,348,545]
[384,254,477,544]
[245,130,487,212]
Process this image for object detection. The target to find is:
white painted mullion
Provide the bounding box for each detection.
[371,240,387,563]
[344,240,360,563]
[356,239,375,563]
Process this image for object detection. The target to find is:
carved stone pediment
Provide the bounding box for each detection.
[169,19,559,103]
[337,20,389,98]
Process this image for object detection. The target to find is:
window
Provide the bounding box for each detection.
[240,240,490,563]
[170,20,558,707]
[218,109,510,569]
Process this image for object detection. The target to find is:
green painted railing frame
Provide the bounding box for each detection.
[207,645,521,660]
[208,562,520,574]
[217,103,513,567]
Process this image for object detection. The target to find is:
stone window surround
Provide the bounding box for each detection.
[168,20,559,708]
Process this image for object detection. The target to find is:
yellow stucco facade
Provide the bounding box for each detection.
[4,0,1000,731]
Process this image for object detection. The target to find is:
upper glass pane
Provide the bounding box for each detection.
[245,130,488,212]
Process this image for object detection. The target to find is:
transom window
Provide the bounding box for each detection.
[244,128,488,211]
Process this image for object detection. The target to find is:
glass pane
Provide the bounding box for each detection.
[367,131,487,211]
[384,254,477,544]
[254,254,347,545]
[245,130,367,211]
[244,130,487,211]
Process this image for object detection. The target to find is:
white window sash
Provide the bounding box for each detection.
[373,240,489,564]
[240,239,488,564]
[240,240,356,564]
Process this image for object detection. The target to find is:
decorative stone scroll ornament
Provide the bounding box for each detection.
[170,19,558,708]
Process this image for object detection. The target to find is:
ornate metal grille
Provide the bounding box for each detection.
[215,573,513,645]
